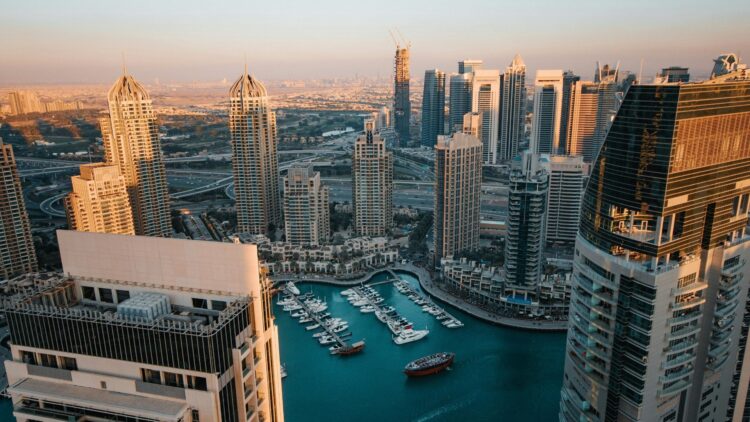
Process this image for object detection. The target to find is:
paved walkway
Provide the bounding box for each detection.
[272,263,569,332]
[396,263,568,332]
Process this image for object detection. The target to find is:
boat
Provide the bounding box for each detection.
[299,317,313,323]
[277,297,295,306]
[286,282,300,295]
[290,310,307,318]
[331,340,366,356]
[443,319,464,328]
[403,352,455,377]
[375,310,388,323]
[393,329,429,345]
[319,336,337,345]
[341,288,355,296]
[332,324,349,333]
[360,305,376,313]
[436,314,448,321]
[283,304,301,311]
[312,331,327,338]
[306,324,320,331]
[281,364,288,379]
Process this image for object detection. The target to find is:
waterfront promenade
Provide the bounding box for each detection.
[271,263,568,332]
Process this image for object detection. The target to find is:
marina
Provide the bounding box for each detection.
[276,271,567,421]
[392,274,464,328]
[343,283,430,345]
[277,283,366,356]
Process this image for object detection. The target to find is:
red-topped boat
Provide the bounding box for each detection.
[403,352,455,377]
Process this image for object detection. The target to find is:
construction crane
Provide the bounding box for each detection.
[389,28,411,50]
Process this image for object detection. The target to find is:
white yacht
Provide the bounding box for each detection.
[393,329,429,345]
[286,281,301,295]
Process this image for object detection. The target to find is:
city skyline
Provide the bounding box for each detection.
[2,0,749,84]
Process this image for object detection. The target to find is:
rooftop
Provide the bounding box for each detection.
[1,272,248,336]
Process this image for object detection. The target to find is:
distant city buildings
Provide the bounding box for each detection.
[6,91,83,115]
[353,120,393,236]
[530,70,564,154]
[559,58,750,422]
[100,71,172,237]
[434,132,482,261]
[542,155,586,245]
[420,69,445,147]
[283,166,330,246]
[3,230,285,422]
[558,71,580,155]
[393,46,411,147]
[65,163,135,235]
[504,152,549,300]
[498,54,527,162]
[471,69,501,164]
[655,66,690,83]
[0,138,37,280]
[229,68,281,235]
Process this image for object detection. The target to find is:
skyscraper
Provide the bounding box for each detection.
[434,132,482,261]
[283,166,330,246]
[593,63,619,160]
[542,155,586,245]
[100,71,171,237]
[656,66,690,83]
[504,152,548,298]
[420,69,446,147]
[0,138,36,280]
[566,80,600,160]
[394,46,411,147]
[449,73,473,133]
[471,69,501,164]
[458,59,483,74]
[559,71,580,154]
[229,67,281,235]
[559,63,750,422]
[353,120,393,236]
[65,163,135,235]
[4,230,285,422]
[462,112,482,138]
[499,54,527,161]
[530,70,564,154]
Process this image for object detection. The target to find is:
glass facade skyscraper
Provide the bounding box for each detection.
[421,69,446,147]
[560,67,750,422]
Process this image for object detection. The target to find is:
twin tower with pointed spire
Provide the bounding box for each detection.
[68,65,280,239]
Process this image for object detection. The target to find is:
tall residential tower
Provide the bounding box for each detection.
[229,68,281,235]
[434,133,483,261]
[65,163,135,235]
[559,62,750,422]
[283,166,330,246]
[353,120,393,236]
[394,46,411,147]
[0,138,37,280]
[499,54,527,161]
[4,231,285,422]
[100,71,171,237]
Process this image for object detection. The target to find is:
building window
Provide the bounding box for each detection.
[60,356,77,371]
[20,350,36,365]
[116,290,130,303]
[101,381,107,389]
[192,298,208,309]
[164,371,185,388]
[39,353,57,368]
[187,375,207,391]
[191,409,200,422]
[82,286,96,300]
[141,368,161,384]
[211,300,227,311]
[98,288,114,303]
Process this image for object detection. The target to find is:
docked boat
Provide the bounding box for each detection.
[393,329,429,345]
[330,340,365,356]
[332,324,349,333]
[360,305,376,313]
[341,288,355,296]
[283,304,302,312]
[404,352,455,377]
[299,317,313,323]
[281,364,288,379]
[290,310,307,318]
[306,324,320,331]
[286,282,301,295]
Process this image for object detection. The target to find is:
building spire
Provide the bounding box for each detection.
[121,52,128,76]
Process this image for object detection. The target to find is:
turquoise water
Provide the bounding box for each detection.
[278,271,566,421]
[0,271,567,422]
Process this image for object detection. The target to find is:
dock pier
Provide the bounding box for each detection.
[285,288,349,349]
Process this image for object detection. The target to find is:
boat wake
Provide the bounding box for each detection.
[411,392,479,422]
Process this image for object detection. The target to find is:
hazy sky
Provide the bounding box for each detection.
[3,0,749,84]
